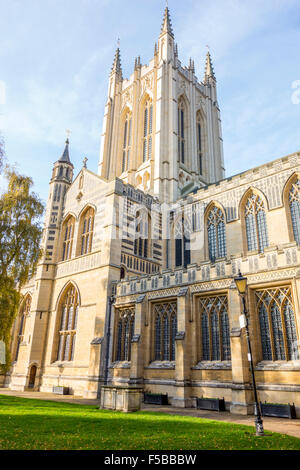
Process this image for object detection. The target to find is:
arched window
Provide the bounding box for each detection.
[115,308,135,361]
[56,285,79,362]
[196,112,203,175]
[134,210,150,259]
[198,295,231,361]
[178,99,186,164]
[207,206,226,262]
[154,302,177,361]
[15,295,31,362]
[122,112,132,172]
[62,216,75,261]
[255,287,299,361]
[174,215,191,268]
[143,99,153,162]
[288,179,300,244]
[244,192,268,252]
[79,207,94,255]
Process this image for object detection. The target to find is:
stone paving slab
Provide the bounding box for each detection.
[1,389,300,439]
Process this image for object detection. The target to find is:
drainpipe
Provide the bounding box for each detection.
[103,294,115,386]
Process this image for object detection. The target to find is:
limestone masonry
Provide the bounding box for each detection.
[3,8,300,416]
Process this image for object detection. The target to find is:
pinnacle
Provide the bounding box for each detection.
[204,51,216,82]
[160,6,174,38]
[111,47,122,76]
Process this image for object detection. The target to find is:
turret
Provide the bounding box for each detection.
[43,138,74,263]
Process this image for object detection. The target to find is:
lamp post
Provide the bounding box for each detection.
[234,271,264,437]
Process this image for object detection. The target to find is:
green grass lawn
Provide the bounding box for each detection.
[0,395,300,450]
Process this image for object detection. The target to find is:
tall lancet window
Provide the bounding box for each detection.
[178,99,186,164]
[15,295,32,362]
[62,216,75,261]
[115,308,135,362]
[134,210,150,259]
[154,302,177,362]
[207,206,226,262]
[57,285,79,362]
[196,112,203,175]
[289,179,300,244]
[174,215,191,268]
[80,207,94,255]
[122,113,132,173]
[244,193,269,253]
[143,99,153,162]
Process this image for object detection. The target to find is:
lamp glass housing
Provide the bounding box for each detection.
[234,271,248,295]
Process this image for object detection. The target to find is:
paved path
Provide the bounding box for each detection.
[1,389,300,439]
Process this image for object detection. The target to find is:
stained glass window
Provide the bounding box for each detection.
[115,308,135,361]
[198,295,230,361]
[207,206,226,262]
[255,287,299,361]
[62,216,75,261]
[245,193,268,252]
[80,207,94,255]
[289,179,300,244]
[15,295,31,362]
[57,285,79,362]
[153,302,177,361]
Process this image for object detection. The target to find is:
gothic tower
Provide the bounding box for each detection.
[98,7,225,203]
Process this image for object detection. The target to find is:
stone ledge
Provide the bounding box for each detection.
[192,361,232,370]
[145,361,176,370]
[255,361,300,371]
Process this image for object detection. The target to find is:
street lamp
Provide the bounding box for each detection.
[234,271,264,437]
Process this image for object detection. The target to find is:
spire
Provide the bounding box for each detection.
[160,6,174,38]
[189,58,195,73]
[174,43,178,58]
[111,47,122,76]
[59,138,71,163]
[204,51,216,82]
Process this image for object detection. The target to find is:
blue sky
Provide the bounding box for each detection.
[0,0,299,203]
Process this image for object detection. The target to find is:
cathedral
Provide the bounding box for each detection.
[2,8,300,416]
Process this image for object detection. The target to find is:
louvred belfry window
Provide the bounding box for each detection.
[178,99,185,164]
[143,99,153,162]
[196,112,203,175]
[134,210,150,259]
[122,113,132,173]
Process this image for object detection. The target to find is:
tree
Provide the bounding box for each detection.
[0,168,44,372]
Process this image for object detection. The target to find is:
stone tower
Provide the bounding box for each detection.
[98,7,225,203]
